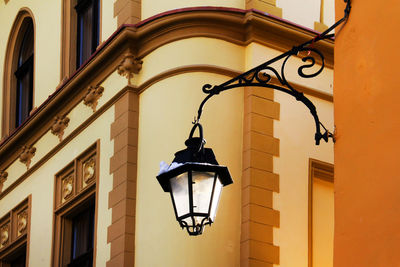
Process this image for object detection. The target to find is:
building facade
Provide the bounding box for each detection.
[0,0,335,266]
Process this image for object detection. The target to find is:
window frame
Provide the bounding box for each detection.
[0,197,31,267]
[2,10,35,137]
[61,0,101,80]
[74,0,100,69]
[52,142,99,267]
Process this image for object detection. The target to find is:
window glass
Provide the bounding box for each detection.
[14,20,34,128]
[75,0,99,68]
[69,205,94,267]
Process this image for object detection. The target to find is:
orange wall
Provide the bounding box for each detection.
[334,1,400,266]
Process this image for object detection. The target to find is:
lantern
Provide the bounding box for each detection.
[157,123,233,235]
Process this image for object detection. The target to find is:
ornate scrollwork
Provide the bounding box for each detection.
[197,35,338,145]
[51,115,70,141]
[62,175,73,202]
[19,145,36,169]
[0,224,9,248]
[195,0,351,144]
[83,157,95,186]
[17,210,28,236]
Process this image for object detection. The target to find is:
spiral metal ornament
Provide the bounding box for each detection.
[194,0,351,145]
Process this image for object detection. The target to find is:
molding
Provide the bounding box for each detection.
[0,7,333,197]
[138,64,333,101]
[0,8,334,168]
[246,0,282,18]
[0,86,134,201]
[308,158,334,267]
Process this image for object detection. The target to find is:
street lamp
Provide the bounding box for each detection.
[157,0,351,236]
[157,123,233,235]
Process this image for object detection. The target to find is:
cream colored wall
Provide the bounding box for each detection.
[136,38,244,266]
[273,88,333,266]
[312,178,334,267]
[101,0,117,43]
[0,108,114,266]
[277,0,335,30]
[245,42,333,267]
[141,0,245,20]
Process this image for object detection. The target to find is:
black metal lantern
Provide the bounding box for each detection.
[157,123,233,236]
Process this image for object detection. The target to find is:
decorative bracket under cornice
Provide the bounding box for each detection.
[83,85,104,112]
[19,145,36,170]
[117,52,143,85]
[51,115,70,141]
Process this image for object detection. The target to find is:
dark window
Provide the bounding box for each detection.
[67,204,94,267]
[14,20,34,128]
[75,0,99,68]
[1,244,27,267]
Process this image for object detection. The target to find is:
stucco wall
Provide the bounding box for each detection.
[135,38,244,267]
[334,0,400,266]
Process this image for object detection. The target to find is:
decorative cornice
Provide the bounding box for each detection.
[51,115,70,141]
[0,7,334,173]
[117,53,143,85]
[19,145,36,169]
[83,85,104,112]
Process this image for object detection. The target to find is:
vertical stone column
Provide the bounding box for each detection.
[107,88,139,266]
[114,0,141,26]
[241,87,280,267]
[246,0,282,17]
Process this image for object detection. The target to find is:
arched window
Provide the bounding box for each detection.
[14,19,34,128]
[2,11,35,136]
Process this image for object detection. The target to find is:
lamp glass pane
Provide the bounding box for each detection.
[170,172,190,217]
[210,177,223,221]
[192,171,215,214]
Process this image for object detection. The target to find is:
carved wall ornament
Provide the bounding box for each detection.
[62,175,73,202]
[51,115,70,141]
[83,85,104,112]
[17,210,28,236]
[117,52,143,85]
[19,145,36,169]
[0,171,8,192]
[83,157,95,185]
[0,224,9,248]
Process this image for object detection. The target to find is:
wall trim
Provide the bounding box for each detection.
[106,89,138,267]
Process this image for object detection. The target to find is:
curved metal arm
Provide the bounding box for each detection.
[194,0,351,145]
